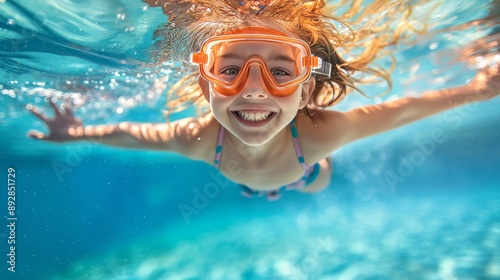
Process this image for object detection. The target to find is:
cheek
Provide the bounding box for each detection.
[276,89,302,108]
[209,90,233,113]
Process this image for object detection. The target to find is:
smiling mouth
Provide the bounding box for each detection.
[232,110,277,122]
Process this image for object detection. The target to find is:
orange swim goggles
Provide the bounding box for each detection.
[190,29,332,97]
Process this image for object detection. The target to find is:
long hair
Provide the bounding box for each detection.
[145,0,433,117]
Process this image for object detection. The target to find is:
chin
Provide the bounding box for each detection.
[238,133,275,146]
[222,125,276,146]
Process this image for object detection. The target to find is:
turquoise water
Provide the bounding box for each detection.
[1,0,500,279]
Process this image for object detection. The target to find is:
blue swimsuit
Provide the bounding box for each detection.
[214,119,321,200]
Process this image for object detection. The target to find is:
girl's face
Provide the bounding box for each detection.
[201,39,314,146]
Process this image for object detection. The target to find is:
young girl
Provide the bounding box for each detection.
[28,0,499,200]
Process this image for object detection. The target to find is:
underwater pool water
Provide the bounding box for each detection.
[1,0,500,279]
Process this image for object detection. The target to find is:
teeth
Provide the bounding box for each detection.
[237,111,272,121]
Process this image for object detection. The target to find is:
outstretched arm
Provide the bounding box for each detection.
[314,64,499,153]
[27,101,213,155]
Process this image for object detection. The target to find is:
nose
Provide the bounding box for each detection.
[241,65,269,99]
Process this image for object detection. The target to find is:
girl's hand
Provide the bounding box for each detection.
[27,100,83,142]
[469,63,500,101]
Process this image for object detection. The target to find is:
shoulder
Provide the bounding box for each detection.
[170,113,220,164]
[294,110,351,163]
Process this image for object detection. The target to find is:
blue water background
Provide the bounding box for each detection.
[1,0,500,279]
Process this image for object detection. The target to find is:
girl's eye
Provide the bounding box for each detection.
[271,69,290,76]
[221,68,239,75]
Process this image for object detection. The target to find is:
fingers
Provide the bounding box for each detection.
[28,130,47,140]
[48,100,62,117]
[62,103,74,118]
[26,104,49,123]
[28,100,74,120]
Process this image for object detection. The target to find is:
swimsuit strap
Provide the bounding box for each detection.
[214,124,225,168]
[290,118,309,170]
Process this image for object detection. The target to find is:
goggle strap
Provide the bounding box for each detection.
[302,56,332,78]
[302,56,319,68]
[190,52,207,64]
[312,60,332,78]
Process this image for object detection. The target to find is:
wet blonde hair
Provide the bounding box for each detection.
[146,0,433,117]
